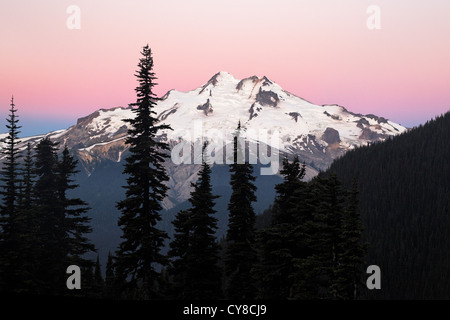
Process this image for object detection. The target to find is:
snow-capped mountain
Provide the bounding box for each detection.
[154,71,406,169]
[1,71,407,207]
[157,71,405,148]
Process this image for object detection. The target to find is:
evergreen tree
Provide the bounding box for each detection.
[21,143,34,209]
[92,254,104,298]
[292,173,346,299]
[57,146,95,270]
[104,252,117,299]
[33,137,63,294]
[331,180,367,299]
[168,147,222,299]
[255,157,309,299]
[167,209,190,299]
[33,140,94,295]
[0,96,24,293]
[272,157,306,226]
[17,142,40,293]
[82,264,95,296]
[224,122,258,299]
[115,45,172,299]
[320,174,346,296]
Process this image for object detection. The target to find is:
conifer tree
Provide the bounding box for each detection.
[92,254,104,297]
[33,137,63,294]
[255,157,308,299]
[82,264,95,296]
[292,173,346,299]
[169,146,222,299]
[115,45,172,299]
[17,142,40,293]
[331,180,367,299]
[57,146,94,269]
[104,252,117,299]
[21,143,34,209]
[320,174,346,296]
[224,122,257,299]
[0,96,24,293]
[167,209,191,299]
[33,140,94,295]
[185,156,221,299]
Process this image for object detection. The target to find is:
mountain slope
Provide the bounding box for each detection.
[327,112,450,299]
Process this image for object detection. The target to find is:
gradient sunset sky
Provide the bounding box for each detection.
[1,0,449,136]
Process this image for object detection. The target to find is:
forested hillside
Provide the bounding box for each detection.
[327,112,450,299]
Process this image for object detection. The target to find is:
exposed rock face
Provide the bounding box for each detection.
[356,117,370,129]
[236,76,259,91]
[160,90,173,101]
[197,99,213,116]
[359,128,383,140]
[366,114,388,124]
[322,127,341,145]
[261,76,273,86]
[76,138,128,174]
[288,112,301,122]
[249,103,262,120]
[158,104,178,121]
[199,72,221,94]
[323,111,341,120]
[77,111,100,126]
[255,88,279,107]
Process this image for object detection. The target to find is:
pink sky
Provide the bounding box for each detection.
[1,0,449,135]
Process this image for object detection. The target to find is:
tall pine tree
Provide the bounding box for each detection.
[320,174,346,297]
[167,209,190,299]
[21,143,34,209]
[330,180,367,299]
[0,96,25,293]
[91,254,104,298]
[57,146,95,276]
[33,137,64,294]
[104,252,118,299]
[255,156,309,299]
[224,122,258,299]
[291,173,346,299]
[115,45,172,299]
[168,146,222,299]
[17,142,40,293]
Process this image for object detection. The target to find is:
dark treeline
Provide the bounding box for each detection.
[327,112,450,299]
[0,97,96,296]
[0,45,367,300]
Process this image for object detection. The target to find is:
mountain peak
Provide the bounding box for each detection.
[202,72,276,93]
[208,71,236,83]
[216,70,234,77]
[261,75,273,84]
